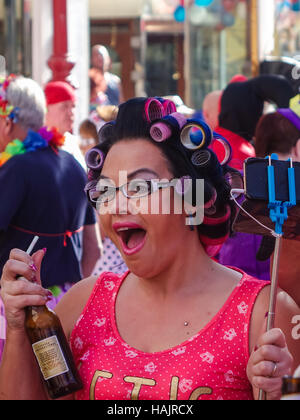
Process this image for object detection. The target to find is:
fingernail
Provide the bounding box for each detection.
[29,263,37,272]
[47,290,53,297]
[43,248,47,254]
[265,312,269,318]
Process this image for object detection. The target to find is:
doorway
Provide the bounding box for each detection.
[90,19,136,101]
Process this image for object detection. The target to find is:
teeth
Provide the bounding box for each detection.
[117,227,130,232]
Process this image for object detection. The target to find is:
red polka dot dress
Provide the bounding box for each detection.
[70,270,269,400]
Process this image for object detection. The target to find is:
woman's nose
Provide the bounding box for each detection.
[115,188,129,215]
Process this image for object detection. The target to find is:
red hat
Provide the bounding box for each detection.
[44,81,76,106]
[229,74,248,84]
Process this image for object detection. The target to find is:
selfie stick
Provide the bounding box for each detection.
[258,154,296,401]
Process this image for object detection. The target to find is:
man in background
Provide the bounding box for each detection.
[44,80,87,169]
[89,44,124,109]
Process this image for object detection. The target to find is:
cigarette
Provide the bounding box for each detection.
[26,236,39,255]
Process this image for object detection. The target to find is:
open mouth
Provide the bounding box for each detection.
[113,223,147,256]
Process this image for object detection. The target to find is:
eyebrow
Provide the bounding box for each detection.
[100,168,160,180]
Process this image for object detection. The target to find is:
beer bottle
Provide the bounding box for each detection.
[281,376,300,400]
[25,304,83,399]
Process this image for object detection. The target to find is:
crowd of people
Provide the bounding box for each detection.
[0,44,299,401]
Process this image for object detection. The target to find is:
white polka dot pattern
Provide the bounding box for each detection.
[70,270,269,400]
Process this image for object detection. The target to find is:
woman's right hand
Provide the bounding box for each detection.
[0,248,50,331]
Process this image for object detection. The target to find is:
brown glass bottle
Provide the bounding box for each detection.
[25,305,83,399]
[281,376,300,400]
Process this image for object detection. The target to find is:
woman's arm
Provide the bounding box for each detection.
[0,249,49,400]
[276,238,300,307]
[0,248,96,400]
[247,285,300,400]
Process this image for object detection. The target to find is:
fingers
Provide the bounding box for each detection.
[248,328,294,400]
[1,248,46,286]
[251,360,288,379]
[252,376,283,399]
[9,248,33,265]
[257,328,287,349]
[4,289,51,312]
[31,250,46,286]
[2,258,37,283]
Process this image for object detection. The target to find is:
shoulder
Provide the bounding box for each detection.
[55,272,124,339]
[249,284,299,352]
[55,276,98,339]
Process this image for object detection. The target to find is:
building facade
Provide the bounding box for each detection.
[0,0,299,123]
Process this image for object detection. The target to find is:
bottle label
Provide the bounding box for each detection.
[32,335,69,381]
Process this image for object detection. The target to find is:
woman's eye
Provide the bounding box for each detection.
[128,180,150,196]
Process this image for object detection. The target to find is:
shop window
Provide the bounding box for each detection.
[0,0,32,76]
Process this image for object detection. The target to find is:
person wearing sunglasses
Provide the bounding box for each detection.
[0,98,298,400]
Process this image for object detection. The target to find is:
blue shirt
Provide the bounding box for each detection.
[0,147,96,288]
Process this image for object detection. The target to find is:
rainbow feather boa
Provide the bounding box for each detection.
[0,127,65,167]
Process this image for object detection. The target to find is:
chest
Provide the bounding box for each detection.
[115,292,231,353]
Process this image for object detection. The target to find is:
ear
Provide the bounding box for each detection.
[292,139,300,161]
[3,117,14,136]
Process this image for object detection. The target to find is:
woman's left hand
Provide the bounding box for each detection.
[247,328,294,400]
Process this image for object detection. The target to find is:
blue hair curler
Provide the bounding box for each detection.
[180,120,213,150]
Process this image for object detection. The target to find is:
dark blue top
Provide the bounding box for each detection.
[0,148,96,288]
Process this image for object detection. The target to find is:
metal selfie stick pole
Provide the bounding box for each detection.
[258,155,296,401]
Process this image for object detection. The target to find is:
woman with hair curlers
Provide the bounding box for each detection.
[0,97,299,400]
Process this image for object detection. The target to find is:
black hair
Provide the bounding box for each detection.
[86,97,241,255]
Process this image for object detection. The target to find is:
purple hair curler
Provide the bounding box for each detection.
[174,176,193,196]
[85,148,105,170]
[144,98,164,122]
[150,112,187,142]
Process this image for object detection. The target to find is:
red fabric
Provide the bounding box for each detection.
[213,126,255,171]
[44,81,75,106]
[70,270,269,400]
[229,75,248,84]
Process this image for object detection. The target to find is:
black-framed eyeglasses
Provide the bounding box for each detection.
[85,179,171,206]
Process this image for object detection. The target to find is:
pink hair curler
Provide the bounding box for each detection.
[144,98,164,122]
[150,123,172,142]
[162,100,177,116]
[85,148,105,170]
[204,188,217,209]
[150,112,187,142]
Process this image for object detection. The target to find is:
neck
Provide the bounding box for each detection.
[9,124,28,143]
[134,233,219,299]
[0,124,28,153]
